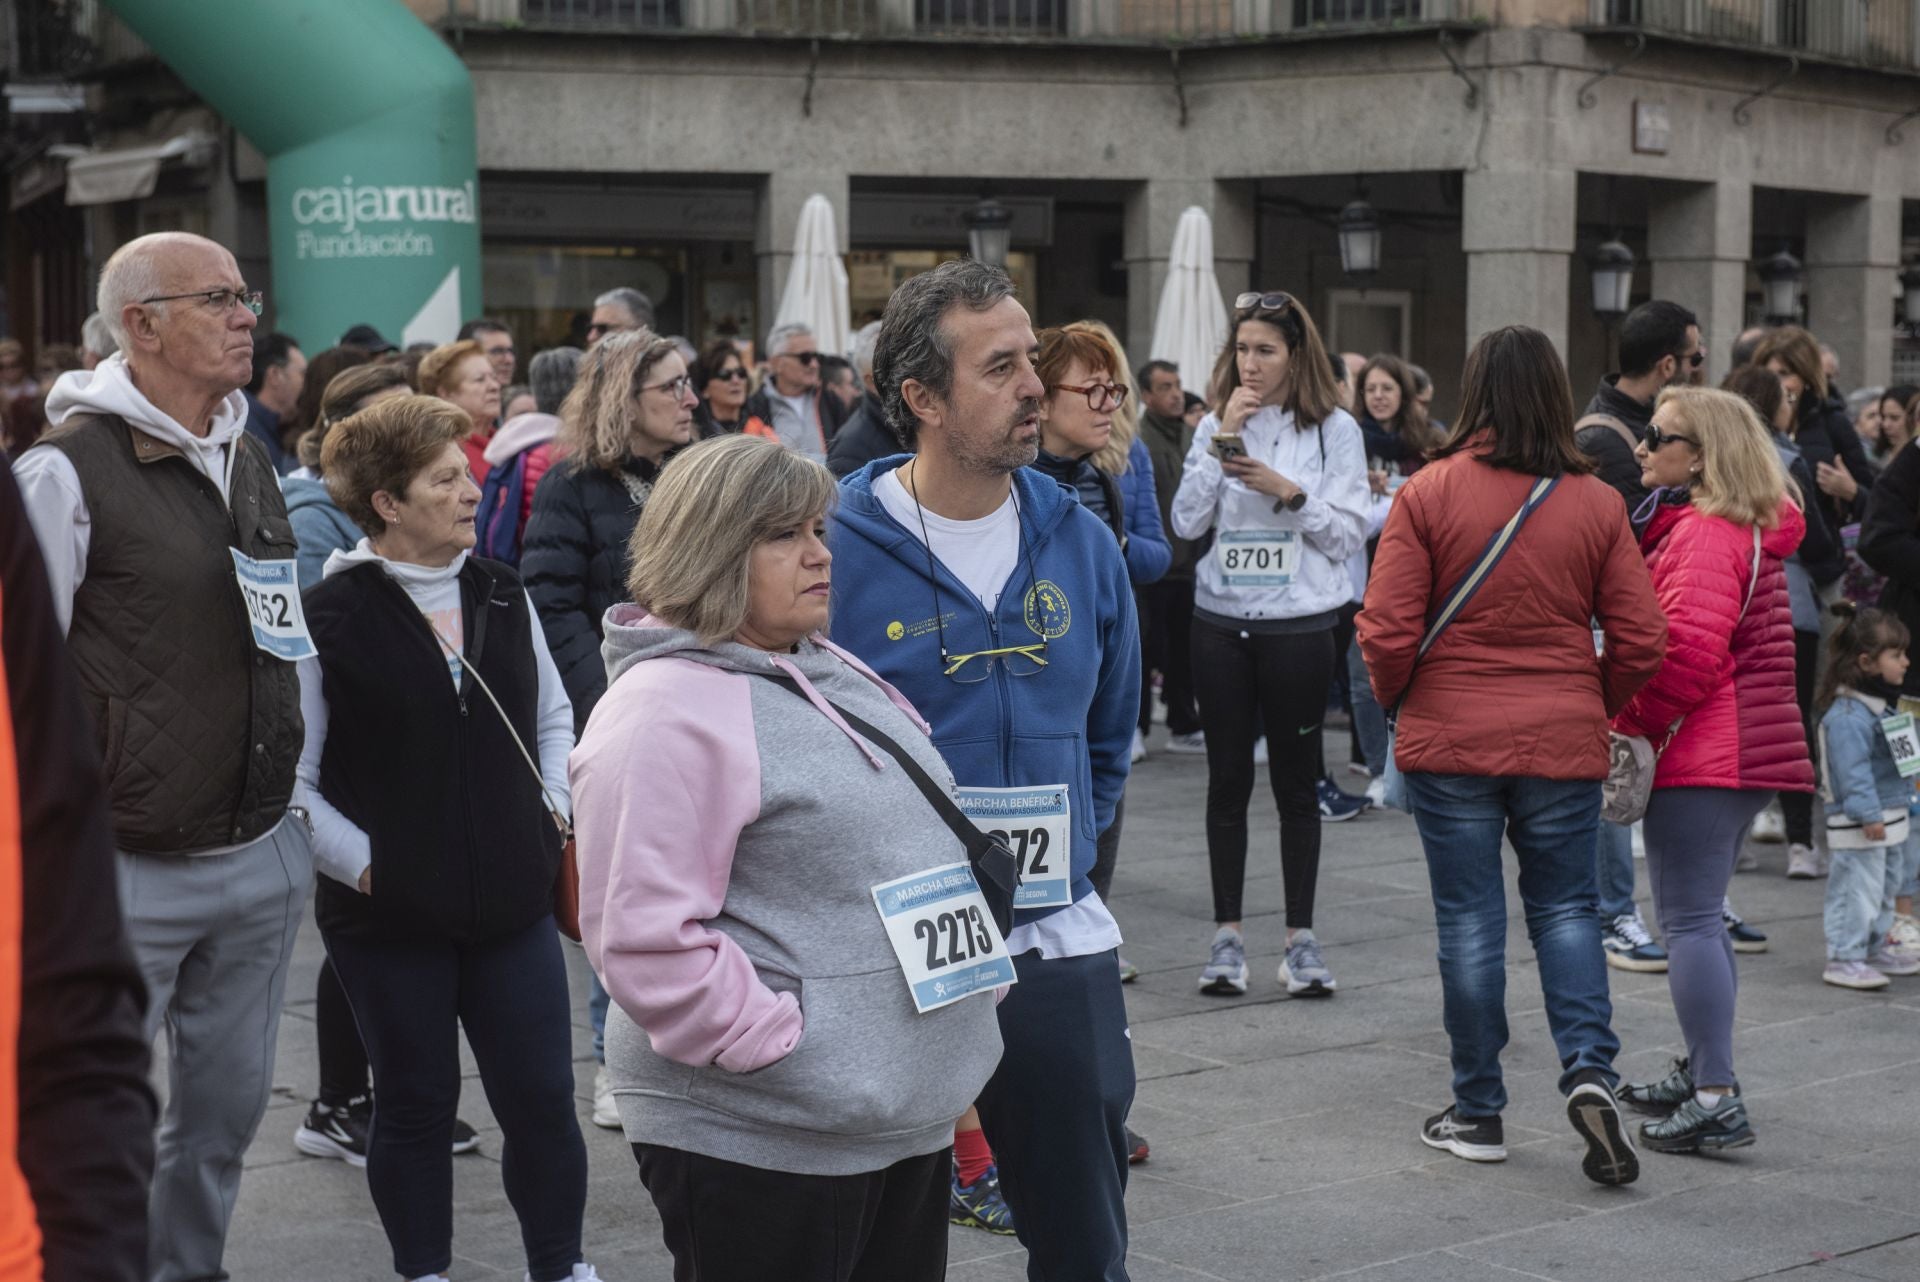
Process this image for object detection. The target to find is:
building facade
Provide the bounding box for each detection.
[6,0,1920,409]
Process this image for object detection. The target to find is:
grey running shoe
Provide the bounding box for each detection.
[1280,929,1336,996]
[1199,926,1249,995]
[1616,1057,1693,1114]
[1567,1070,1639,1186]
[1639,1092,1756,1154]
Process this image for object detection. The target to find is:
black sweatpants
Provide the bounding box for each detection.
[634,1144,950,1282]
[1137,578,1201,736]
[1191,617,1335,926]
[976,948,1136,1281]
[315,954,369,1105]
[323,914,588,1282]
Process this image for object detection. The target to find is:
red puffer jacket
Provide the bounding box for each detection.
[1614,499,1814,792]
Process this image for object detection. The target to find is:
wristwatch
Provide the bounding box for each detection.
[1284,490,1308,513]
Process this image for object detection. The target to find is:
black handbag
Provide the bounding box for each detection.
[764,675,1020,936]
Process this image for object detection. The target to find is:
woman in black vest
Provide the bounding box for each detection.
[294,395,605,1282]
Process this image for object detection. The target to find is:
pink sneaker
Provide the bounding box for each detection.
[1866,947,1920,977]
[1823,960,1891,990]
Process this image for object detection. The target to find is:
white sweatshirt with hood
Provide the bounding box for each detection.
[15,354,251,634]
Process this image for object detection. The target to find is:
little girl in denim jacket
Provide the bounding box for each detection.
[1815,603,1920,990]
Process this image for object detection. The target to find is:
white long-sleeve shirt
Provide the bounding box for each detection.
[293,541,575,889]
[1170,404,1371,622]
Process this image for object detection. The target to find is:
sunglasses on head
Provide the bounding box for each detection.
[1233,291,1295,315]
[1643,423,1698,452]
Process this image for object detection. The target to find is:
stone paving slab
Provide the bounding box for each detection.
[214,730,1920,1279]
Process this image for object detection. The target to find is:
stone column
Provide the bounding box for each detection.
[1805,191,1901,392]
[1648,178,1752,385]
[756,169,849,350]
[1462,166,1576,359]
[1122,178,1255,364]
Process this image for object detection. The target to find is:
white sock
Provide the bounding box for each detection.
[1694,1090,1722,1108]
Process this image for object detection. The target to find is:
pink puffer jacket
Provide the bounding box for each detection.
[1613,498,1814,793]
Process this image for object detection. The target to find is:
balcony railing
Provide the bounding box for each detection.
[490,0,1476,42]
[1590,1,1920,71]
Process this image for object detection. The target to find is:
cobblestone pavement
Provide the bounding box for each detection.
[223,728,1920,1280]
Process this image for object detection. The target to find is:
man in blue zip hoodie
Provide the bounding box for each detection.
[829,259,1141,1281]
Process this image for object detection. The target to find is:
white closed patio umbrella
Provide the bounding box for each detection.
[1148,206,1229,398]
[772,193,851,357]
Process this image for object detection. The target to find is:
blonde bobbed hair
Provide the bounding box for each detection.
[1656,386,1791,528]
[626,435,838,645]
[1060,320,1137,476]
[558,327,682,474]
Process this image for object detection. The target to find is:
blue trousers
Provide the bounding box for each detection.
[1404,773,1620,1118]
[1595,819,1637,922]
[976,948,1135,1282]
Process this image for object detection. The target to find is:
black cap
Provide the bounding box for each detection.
[338,323,397,354]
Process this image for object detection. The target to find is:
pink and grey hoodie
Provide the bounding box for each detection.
[570,605,1003,1176]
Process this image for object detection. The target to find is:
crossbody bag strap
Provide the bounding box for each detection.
[1390,474,1558,719]
[761,674,984,855]
[429,628,569,834]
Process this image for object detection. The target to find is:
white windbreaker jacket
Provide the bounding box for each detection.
[1170,404,1371,622]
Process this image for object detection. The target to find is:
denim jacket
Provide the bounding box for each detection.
[1818,687,1912,825]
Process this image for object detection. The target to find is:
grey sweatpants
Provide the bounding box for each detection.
[116,820,313,1282]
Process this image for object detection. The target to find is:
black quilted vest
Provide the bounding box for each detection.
[45,414,302,853]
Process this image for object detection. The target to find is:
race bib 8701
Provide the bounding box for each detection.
[870,863,1015,1014]
[955,785,1072,909]
[230,549,316,661]
[1214,530,1298,588]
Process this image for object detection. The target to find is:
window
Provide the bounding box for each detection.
[915,0,1066,35]
[521,0,684,26]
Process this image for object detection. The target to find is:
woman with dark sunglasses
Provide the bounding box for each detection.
[1169,291,1371,999]
[691,339,772,439]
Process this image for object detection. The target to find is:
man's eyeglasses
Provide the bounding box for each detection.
[1643,424,1698,452]
[640,374,695,400]
[1051,382,1128,412]
[942,641,1049,683]
[1233,291,1295,315]
[139,288,263,316]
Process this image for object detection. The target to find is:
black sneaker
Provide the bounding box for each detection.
[1615,1057,1693,1115]
[295,1095,369,1167]
[1639,1092,1756,1154]
[1420,1105,1506,1163]
[451,1118,480,1155]
[1566,1070,1639,1186]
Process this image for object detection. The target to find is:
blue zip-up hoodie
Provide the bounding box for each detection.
[828,455,1141,927]
[1819,686,1913,827]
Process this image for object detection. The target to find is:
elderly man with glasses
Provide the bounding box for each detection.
[14,231,313,1282]
[828,259,1141,1281]
[745,322,854,464]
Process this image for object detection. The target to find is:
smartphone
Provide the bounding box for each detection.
[1211,432,1246,461]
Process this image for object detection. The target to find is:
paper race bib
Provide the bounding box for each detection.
[870,863,1016,1014]
[1214,530,1298,588]
[955,785,1072,909]
[1881,712,1920,778]
[230,550,316,661]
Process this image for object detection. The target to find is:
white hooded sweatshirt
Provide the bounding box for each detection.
[16,353,251,634]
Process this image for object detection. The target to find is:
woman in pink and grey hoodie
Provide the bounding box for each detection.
[570,436,1002,1282]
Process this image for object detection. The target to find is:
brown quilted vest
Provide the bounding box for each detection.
[44,413,303,854]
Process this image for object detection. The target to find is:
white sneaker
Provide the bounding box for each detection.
[1253,737,1269,766]
[1365,776,1387,809]
[1130,728,1147,764]
[526,1266,604,1282]
[592,1065,620,1130]
[1787,844,1823,879]
[1165,731,1206,755]
[1890,913,1920,951]
[1824,960,1891,990]
[1750,806,1786,843]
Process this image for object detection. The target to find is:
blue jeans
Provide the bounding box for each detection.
[1346,637,1389,777]
[1404,772,1620,1118]
[1902,828,1920,900]
[1825,838,1905,960]
[1595,820,1636,922]
[588,969,610,1064]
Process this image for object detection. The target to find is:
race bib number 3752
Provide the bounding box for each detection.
[230,550,316,661]
[870,863,1015,1014]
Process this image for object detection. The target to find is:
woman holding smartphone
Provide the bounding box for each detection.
[1170,291,1372,998]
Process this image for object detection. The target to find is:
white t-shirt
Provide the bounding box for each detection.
[874,466,1123,962]
[767,389,825,463]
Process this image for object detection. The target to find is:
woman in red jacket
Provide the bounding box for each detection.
[1359,327,1666,1187]
[1612,387,1813,1156]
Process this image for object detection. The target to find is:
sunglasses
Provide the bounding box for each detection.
[1233,291,1296,314]
[712,368,749,382]
[779,350,821,365]
[1642,424,1698,452]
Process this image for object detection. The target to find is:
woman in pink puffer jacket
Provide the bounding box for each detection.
[1612,387,1813,1158]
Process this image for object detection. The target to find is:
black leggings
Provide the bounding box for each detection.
[316,956,370,1105]
[1191,617,1334,926]
[1781,627,1820,847]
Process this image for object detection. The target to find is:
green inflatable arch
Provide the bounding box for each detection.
[102,0,481,351]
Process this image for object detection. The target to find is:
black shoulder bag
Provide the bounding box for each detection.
[764,675,1020,936]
